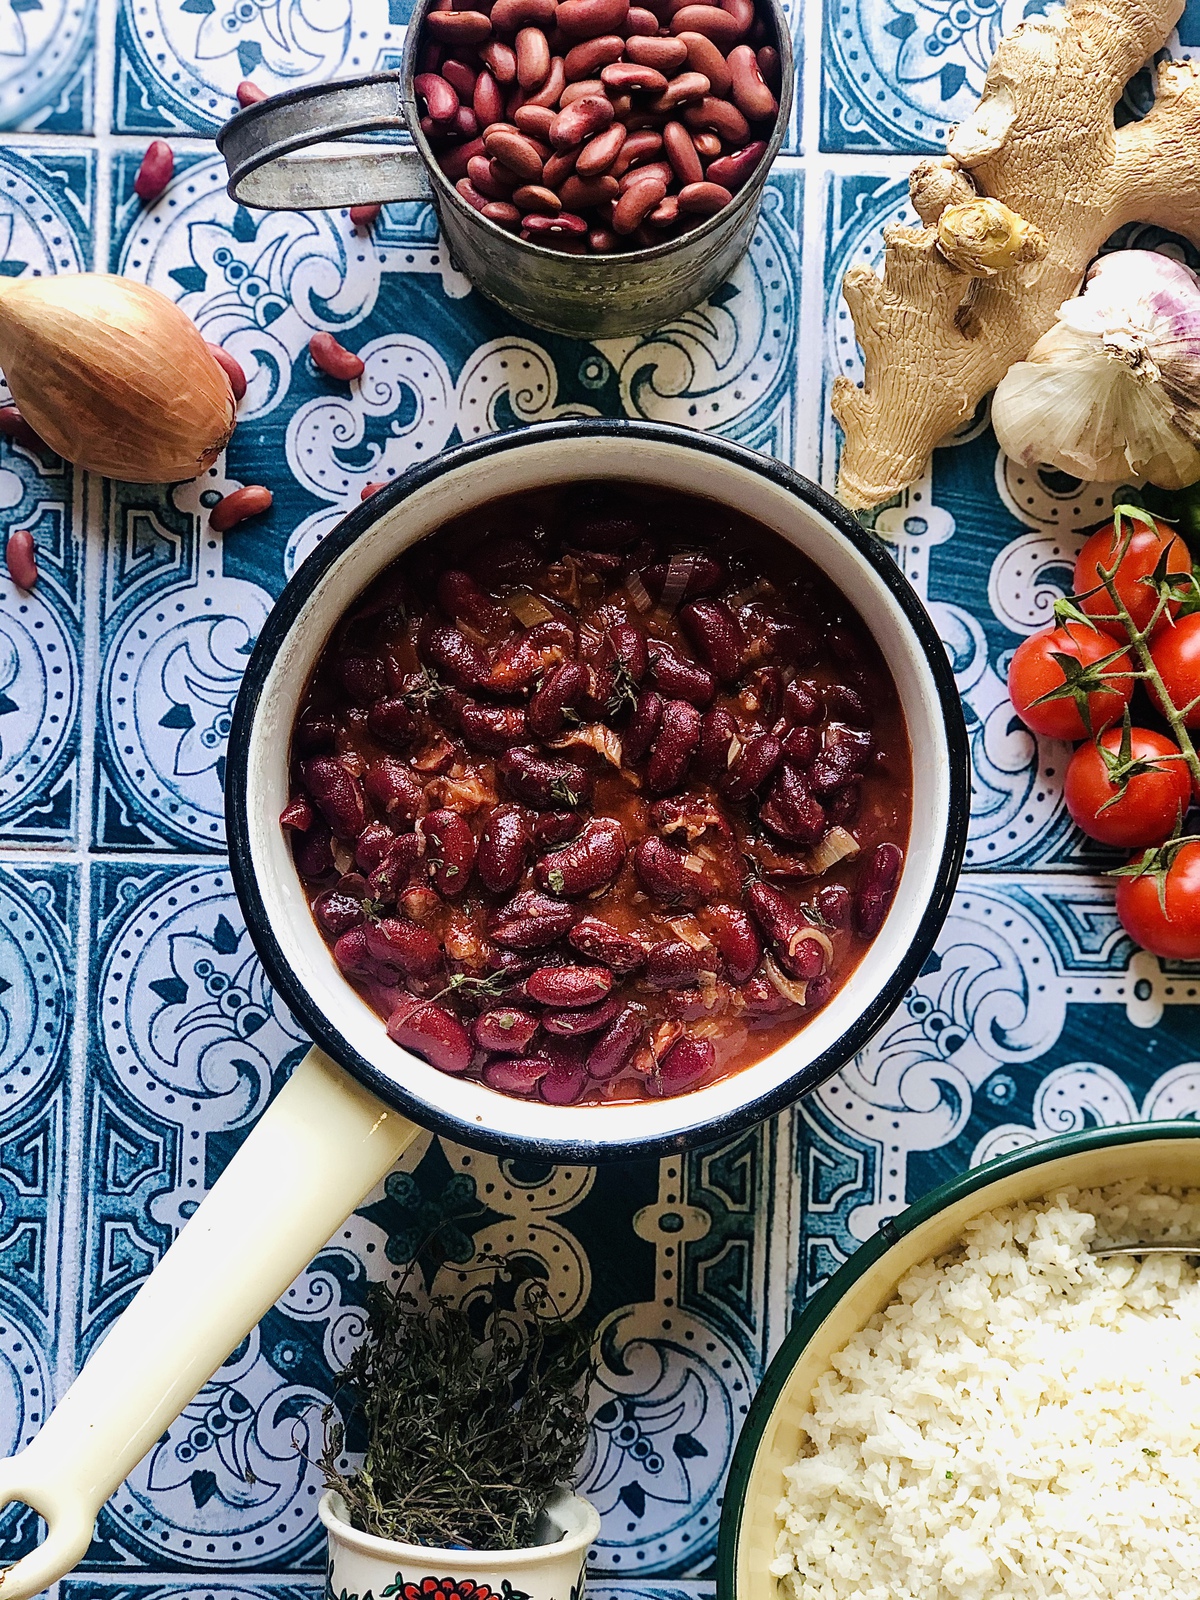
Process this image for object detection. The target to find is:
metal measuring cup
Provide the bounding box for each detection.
[214,2,793,339]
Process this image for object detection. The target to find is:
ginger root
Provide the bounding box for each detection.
[833,0,1200,510]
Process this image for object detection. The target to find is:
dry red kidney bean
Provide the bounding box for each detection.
[633,835,705,904]
[550,93,615,148]
[472,69,505,123]
[536,816,626,896]
[586,1003,646,1077]
[388,999,473,1075]
[468,155,514,199]
[210,485,272,532]
[524,54,567,106]
[611,128,664,173]
[523,211,589,237]
[439,137,487,180]
[279,795,314,832]
[365,917,443,978]
[302,757,366,838]
[134,138,174,202]
[564,33,625,76]
[613,174,666,233]
[513,181,561,212]
[514,104,557,138]
[313,890,365,937]
[493,0,557,24]
[723,731,781,800]
[207,342,247,402]
[557,0,630,37]
[650,1035,714,1094]
[604,61,669,92]
[727,43,777,118]
[525,965,613,1008]
[236,79,267,105]
[560,173,620,209]
[649,644,715,708]
[416,71,459,122]
[516,25,551,86]
[626,33,688,68]
[662,120,703,185]
[309,331,365,380]
[421,808,476,897]
[457,177,492,214]
[757,43,781,89]
[4,528,37,590]
[645,940,716,988]
[499,747,593,808]
[675,30,731,93]
[528,659,588,736]
[489,888,579,948]
[646,698,702,794]
[684,95,750,142]
[648,69,710,111]
[483,1055,550,1094]
[619,159,672,194]
[474,1005,541,1053]
[483,127,545,182]
[0,406,44,451]
[705,140,767,192]
[442,58,477,98]
[477,805,532,893]
[678,179,732,215]
[706,902,761,982]
[543,994,621,1036]
[761,765,826,845]
[481,39,518,80]
[560,76,605,105]
[855,842,903,938]
[363,759,423,821]
[670,3,743,44]
[568,916,647,973]
[625,5,660,30]
[577,121,628,175]
[425,9,493,41]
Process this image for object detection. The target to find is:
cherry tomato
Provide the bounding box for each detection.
[1151,613,1200,730]
[1064,726,1191,847]
[1074,512,1191,637]
[1007,623,1133,741]
[1116,839,1200,959]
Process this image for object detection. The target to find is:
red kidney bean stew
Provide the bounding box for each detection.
[283,485,912,1105]
[418,0,783,254]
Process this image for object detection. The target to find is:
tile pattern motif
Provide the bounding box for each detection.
[1,0,1199,1596]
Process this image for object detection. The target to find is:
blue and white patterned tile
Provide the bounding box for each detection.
[0,145,94,843]
[63,1585,321,1600]
[0,0,94,133]
[0,857,76,1565]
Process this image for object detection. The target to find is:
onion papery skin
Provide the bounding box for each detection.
[0,273,236,483]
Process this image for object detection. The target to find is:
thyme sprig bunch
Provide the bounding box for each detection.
[319,1256,594,1551]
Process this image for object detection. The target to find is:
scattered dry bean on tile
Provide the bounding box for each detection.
[206,342,247,403]
[134,139,174,203]
[210,485,272,532]
[236,79,267,105]
[5,528,37,590]
[286,483,912,1106]
[309,332,366,381]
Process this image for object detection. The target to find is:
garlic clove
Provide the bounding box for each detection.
[0,273,236,483]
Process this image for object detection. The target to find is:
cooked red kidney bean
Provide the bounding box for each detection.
[490,888,579,948]
[646,699,702,794]
[483,1055,551,1094]
[499,746,593,808]
[651,1035,714,1094]
[388,999,473,1074]
[633,835,705,904]
[855,843,903,938]
[291,482,911,1106]
[649,644,715,708]
[421,808,476,897]
[568,916,647,973]
[526,964,613,1007]
[477,805,532,893]
[474,1005,541,1053]
[363,758,422,821]
[210,485,272,532]
[536,816,626,896]
[302,758,366,839]
[543,994,622,1036]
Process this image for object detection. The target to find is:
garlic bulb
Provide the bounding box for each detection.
[992,251,1200,489]
[0,274,235,483]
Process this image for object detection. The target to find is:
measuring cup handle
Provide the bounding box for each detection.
[216,72,433,210]
[0,1047,420,1600]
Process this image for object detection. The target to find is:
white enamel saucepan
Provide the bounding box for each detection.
[0,421,969,1596]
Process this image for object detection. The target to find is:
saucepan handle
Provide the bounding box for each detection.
[216,72,433,210]
[0,1047,420,1599]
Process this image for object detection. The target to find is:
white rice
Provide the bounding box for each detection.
[771,1184,1200,1600]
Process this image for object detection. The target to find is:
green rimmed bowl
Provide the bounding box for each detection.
[717,1120,1200,1600]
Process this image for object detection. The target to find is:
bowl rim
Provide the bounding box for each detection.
[225,417,970,1161]
[714,1117,1200,1600]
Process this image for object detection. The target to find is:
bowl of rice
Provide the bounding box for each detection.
[717,1120,1200,1600]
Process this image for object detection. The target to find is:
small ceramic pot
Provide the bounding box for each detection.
[320,1489,601,1600]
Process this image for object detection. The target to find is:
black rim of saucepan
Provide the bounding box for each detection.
[226,419,971,1163]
